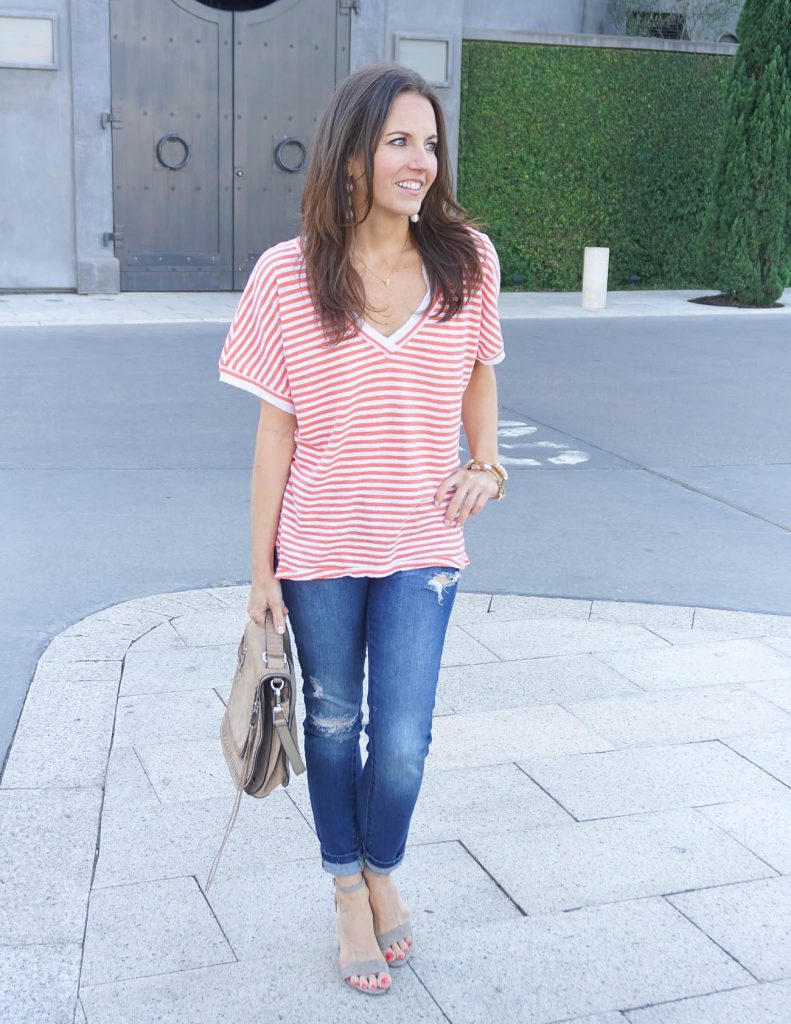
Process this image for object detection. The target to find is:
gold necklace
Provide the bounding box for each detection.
[353,239,411,288]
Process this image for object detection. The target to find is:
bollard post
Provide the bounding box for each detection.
[582,247,610,311]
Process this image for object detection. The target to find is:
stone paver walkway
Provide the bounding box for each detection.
[3,586,791,1023]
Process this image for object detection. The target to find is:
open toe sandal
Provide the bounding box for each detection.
[376,918,413,967]
[334,877,391,996]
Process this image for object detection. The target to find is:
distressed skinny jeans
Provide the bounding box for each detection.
[280,566,459,876]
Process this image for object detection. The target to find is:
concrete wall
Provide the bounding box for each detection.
[351,0,465,175]
[0,0,76,289]
[464,0,586,34]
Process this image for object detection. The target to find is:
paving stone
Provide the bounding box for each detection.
[0,879,87,945]
[440,624,500,666]
[596,639,791,692]
[692,609,791,636]
[80,954,446,1024]
[427,704,612,772]
[0,943,82,1024]
[407,763,572,843]
[72,602,168,630]
[464,809,773,915]
[59,617,152,643]
[38,633,133,662]
[206,840,520,963]
[488,594,591,621]
[93,791,318,888]
[566,1015,629,1024]
[410,896,751,1024]
[460,618,667,661]
[444,590,492,625]
[80,962,259,1024]
[722,730,791,787]
[743,676,791,714]
[1,677,118,788]
[103,744,160,810]
[81,876,235,987]
[113,688,225,748]
[75,995,88,1023]
[761,636,791,658]
[119,644,236,696]
[136,736,245,802]
[518,740,791,820]
[437,654,641,714]
[29,659,122,685]
[699,795,791,874]
[127,619,187,652]
[170,608,246,647]
[668,875,791,982]
[202,585,250,611]
[0,787,101,889]
[624,979,791,1023]
[650,626,770,645]
[564,685,791,748]
[134,590,233,617]
[589,601,695,630]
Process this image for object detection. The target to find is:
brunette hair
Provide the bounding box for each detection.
[300,62,483,344]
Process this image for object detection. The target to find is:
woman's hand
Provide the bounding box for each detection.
[433,468,499,527]
[248,576,289,634]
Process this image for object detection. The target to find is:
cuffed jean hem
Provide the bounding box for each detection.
[321,855,365,877]
[362,854,402,875]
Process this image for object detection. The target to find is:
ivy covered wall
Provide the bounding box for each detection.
[458,41,732,290]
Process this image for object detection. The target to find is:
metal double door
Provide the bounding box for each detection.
[108,0,351,290]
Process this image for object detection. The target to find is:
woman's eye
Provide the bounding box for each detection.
[389,137,406,146]
[426,142,437,152]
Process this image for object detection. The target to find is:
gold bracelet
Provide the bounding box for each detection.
[464,459,508,500]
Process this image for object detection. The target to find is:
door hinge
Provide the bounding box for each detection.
[103,228,124,246]
[101,110,122,130]
[339,0,358,12]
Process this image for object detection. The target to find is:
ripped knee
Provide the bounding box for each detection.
[425,570,460,605]
[306,709,360,737]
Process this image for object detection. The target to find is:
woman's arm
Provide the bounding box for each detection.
[461,359,500,464]
[433,359,500,526]
[248,399,297,632]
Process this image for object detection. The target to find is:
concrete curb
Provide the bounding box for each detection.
[0,288,789,327]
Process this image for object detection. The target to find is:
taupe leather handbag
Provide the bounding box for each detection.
[205,611,306,890]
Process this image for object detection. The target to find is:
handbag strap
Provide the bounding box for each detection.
[205,736,256,892]
[273,707,306,774]
[264,610,288,672]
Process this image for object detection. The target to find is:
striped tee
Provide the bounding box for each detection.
[218,227,505,581]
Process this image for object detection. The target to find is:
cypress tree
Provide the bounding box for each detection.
[700,0,791,305]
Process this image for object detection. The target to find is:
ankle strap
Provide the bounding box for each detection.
[334,876,366,893]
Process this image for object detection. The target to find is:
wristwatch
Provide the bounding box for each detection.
[464,458,508,500]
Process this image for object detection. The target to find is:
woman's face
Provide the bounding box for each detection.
[350,91,439,222]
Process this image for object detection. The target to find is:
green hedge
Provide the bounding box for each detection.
[458,42,732,290]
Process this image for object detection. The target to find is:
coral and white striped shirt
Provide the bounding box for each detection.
[218,227,505,580]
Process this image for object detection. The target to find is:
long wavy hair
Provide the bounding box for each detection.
[300,63,483,345]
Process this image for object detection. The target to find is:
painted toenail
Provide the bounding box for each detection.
[385,952,394,961]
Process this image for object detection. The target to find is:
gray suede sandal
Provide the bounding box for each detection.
[334,877,392,995]
[376,919,413,967]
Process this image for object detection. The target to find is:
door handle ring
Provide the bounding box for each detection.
[156,133,191,170]
[274,137,308,173]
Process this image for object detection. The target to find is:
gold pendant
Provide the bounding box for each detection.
[384,278,390,287]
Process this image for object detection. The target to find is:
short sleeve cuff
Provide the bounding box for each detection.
[218,369,296,414]
[476,350,505,366]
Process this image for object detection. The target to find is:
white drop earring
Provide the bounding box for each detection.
[410,211,420,224]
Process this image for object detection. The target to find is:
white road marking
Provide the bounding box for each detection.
[500,456,543,466]
[498,426,538,437]
[547,451,590,465]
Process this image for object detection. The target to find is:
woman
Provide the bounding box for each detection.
[218,62,506,995]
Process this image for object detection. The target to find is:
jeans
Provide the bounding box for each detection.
[280,566,459,876]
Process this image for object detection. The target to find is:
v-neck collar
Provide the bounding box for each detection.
[357,264,432,353]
